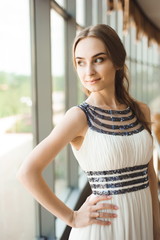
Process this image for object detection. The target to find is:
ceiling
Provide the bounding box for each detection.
[137,0,160,30]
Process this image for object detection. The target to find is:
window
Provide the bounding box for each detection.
[0,1,35,239]
[51,9,69,201]
[55,0,65,8]
[76,0,85,26]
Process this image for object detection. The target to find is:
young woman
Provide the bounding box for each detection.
[17,24,160,240]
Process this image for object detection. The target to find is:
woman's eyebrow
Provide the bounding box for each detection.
[75,52,108,59]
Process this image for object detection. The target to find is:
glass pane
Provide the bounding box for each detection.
[51,9,68,200]
[130,61,137,98]
[152,67,160,101]
[136,63,143,101]
[123,28,130,57]
[130,27,136,60]
[142,36,148,64]
[78,79,85,104]
[0,1,35,239]
[102,0,108,24]
[55,0,65,8]
[142,64,148,103]
[148,44,153,65]
[92,0,98,25]
[76,0,85,26]
[150,66,160,112]
[148,65,153,104]
[152,44,159,65]
[117,10,123,40]
[109,11,116,30]
[136,40,142,62]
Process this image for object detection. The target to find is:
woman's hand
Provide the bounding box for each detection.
[71,195,119,228]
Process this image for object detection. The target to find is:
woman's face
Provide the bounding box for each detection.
[74,37,117,93]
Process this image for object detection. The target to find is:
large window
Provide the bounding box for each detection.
[51,9,69,200]
[0,1,35,239]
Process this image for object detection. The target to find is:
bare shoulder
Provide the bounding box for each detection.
[64,106,87,125]
[136,101,151,121]
[65,106,88,149]
[56,106,88,137]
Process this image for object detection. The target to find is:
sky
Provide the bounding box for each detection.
[0,0,31,75]
[0,0,66,76]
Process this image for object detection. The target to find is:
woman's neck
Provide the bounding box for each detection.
[86,92,124,110]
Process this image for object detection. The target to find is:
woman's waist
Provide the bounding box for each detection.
[85,163,149,196]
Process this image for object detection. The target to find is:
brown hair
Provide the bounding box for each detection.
[72,24,151,133]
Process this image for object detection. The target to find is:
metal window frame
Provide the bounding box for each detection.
[51,0,83,30]
[30,0,55,238]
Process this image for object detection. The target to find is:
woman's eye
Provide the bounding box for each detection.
[95,57,104,63]
[77,61,85,66]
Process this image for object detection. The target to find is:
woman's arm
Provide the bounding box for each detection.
[17,106,118,227]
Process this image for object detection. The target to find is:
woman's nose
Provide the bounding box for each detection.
[86,64,96,76]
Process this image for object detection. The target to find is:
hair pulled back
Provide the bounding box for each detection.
[72,24,150,133]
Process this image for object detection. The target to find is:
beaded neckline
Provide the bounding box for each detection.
[79,102,144,136]
[84,101,130,114]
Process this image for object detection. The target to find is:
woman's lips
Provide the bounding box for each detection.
[85,78,101,84]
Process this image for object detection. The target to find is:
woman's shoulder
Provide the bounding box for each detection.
[64,106,88,140]
[66,105,87,116]
[136,101,151,121]
[64,105,88,126]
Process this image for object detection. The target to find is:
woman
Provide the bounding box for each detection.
[17,24,160,239]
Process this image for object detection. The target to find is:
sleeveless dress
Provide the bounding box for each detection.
[69,102,153,240]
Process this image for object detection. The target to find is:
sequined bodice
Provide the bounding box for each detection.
[79,102,144,136]
[69,103,153,240]
[71,102,152,196]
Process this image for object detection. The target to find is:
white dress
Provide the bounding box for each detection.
[69,102,153,240]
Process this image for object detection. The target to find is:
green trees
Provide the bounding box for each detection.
[0,72,31,118]
[0,72,32,133]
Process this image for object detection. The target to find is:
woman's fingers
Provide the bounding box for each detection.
[90,211,117,219]
[91,219,111,225]
[88,195,112,204]
[73,195,119,228]
[92,203,119,211]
